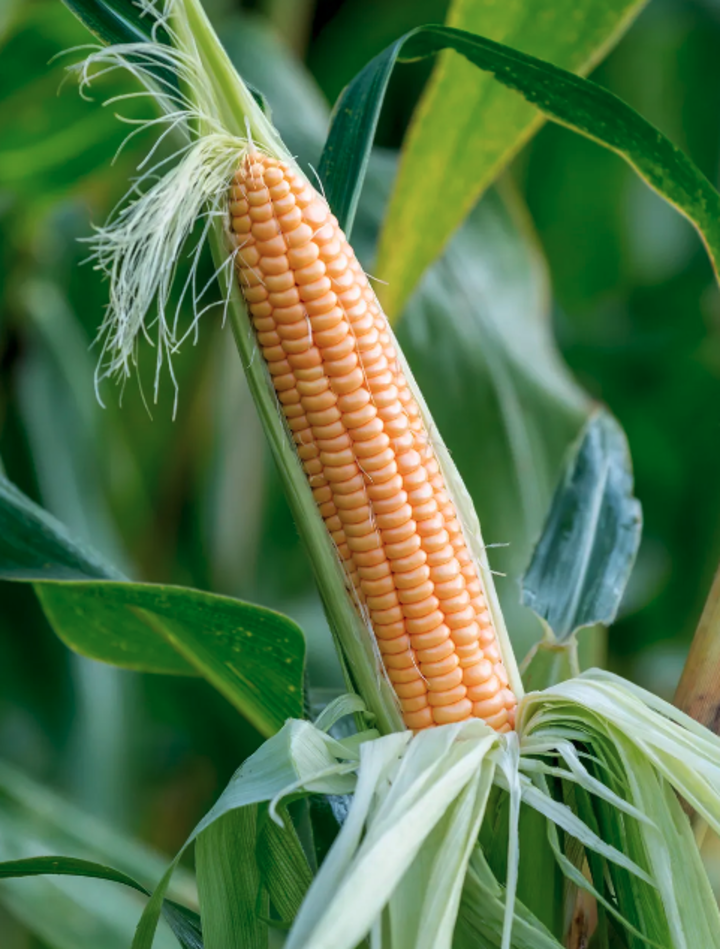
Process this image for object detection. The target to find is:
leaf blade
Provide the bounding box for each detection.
[0,475,305,735]
[0,855,201,949]
[319,24,720,319]
[520,410,642,640]
[377,0,648,316]
[60,0,156,46]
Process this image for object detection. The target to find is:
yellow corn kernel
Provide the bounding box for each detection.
[231,153,517,733]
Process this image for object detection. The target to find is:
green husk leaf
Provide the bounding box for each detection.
[196,808,264,949]
[519,671,720,947]
[257,803,313,927]
[129,715,372,949]
[106,671,720,949]
[284,725,494,949]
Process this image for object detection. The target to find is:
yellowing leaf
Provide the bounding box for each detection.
[376,0,648,317]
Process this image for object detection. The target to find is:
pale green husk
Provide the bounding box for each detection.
[266,673,720,949]
[131,678,720,949]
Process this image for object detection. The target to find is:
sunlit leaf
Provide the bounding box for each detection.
[376,0,648,316]
[319,24,720,318]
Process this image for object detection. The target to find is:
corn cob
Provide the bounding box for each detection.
[230,152,517,732]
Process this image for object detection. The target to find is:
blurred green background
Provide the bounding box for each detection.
[1,0,720,943]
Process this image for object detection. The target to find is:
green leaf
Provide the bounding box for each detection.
[0,758,197,906]
[0,474,305,736]
[0,855,148,893]
[0,760,199,949]
[0,473,121,581]
[60,0,156,46]
[318,24,720,317]
[0,856,202,949]
[520,410,642,641]
[37,583,305,732]
[376,0,648,317]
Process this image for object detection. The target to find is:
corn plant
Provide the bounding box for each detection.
[1,0,720,948]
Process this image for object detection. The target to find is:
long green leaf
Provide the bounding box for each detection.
[0,474,305,735]
[0,855,147,894]
[0,473,121,581]
[520,410,642,641]
[0,763,201,949]
[318,24,720,312]
[0,856,203,949]
[0,758,197,907]
[60,0,156,46]
[376,0,647,317]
